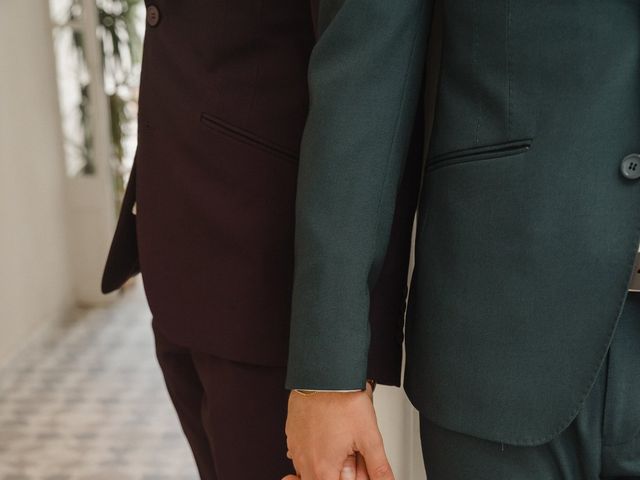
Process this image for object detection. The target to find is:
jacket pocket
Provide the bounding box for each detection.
[199,112,299,164]
[426,138,533,172]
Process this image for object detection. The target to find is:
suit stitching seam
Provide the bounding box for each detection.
[370,0,427,278]
[473,0,480,145]
[506,0,512,138]
[415,0,443,245]
[600,351,612,453]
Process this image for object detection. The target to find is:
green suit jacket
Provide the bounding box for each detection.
[286,0,640,446]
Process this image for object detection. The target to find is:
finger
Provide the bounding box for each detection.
[355,453,370,480]
[358,435,394,480]
[291,458,301,477]
[284,452,301,478]
[340,454,357,480]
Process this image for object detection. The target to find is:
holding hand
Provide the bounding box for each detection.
[282,382,394,480]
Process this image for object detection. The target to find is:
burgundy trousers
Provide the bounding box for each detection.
[152,318,294,480]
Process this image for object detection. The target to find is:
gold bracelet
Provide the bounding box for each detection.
[292,389,318,397]
[292,379,377,397]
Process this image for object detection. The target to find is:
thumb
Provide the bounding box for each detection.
[281,476,299,480]
[358,434,394,480]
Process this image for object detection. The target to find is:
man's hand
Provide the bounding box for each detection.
[282,382,393,480]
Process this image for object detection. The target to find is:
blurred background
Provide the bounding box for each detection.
[0,0,426,478]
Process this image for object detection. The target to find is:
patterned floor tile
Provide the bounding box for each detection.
[0,281,198,480]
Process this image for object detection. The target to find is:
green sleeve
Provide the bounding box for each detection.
[285,0,433,390]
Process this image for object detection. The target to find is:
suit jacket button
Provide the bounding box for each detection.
[620,154,640,180]
[146,5,161,27]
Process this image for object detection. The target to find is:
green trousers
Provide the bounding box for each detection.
[420,292,640,480]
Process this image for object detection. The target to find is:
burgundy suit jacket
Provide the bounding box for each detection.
[101,0,424,384]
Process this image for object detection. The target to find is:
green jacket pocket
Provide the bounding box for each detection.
[426,138,533,172]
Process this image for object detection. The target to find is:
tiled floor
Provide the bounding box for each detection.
[0,281,198,479]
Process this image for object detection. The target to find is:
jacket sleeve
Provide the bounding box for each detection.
[286,0,433,390]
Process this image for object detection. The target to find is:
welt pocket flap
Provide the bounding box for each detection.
[199,112,298,162]
[427,138,533,171]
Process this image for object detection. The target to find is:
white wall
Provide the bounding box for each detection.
[0,0,75,366]
[375,386,427,480]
